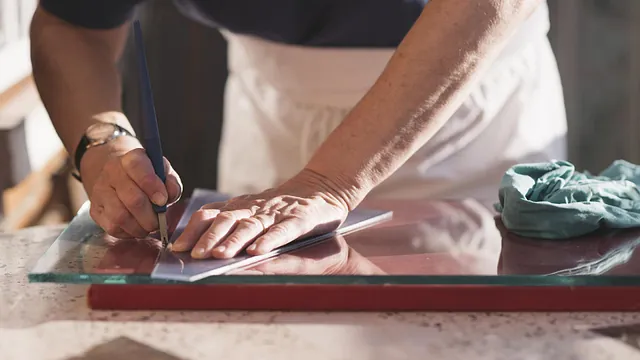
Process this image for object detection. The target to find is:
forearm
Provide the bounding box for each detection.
[30,7,139,160]
[305,0,542,209]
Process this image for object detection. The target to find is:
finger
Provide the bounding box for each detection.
[90,201,133,239]
[248,218,307,255]
[111,172,158,233]
[191,209,253,259]
[164,157,183,204]
[171,208,220,252]
[212,215,274,259]
[100,186,149,238]
[120,149,168,207]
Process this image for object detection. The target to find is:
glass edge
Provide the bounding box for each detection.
[26,273,640,286]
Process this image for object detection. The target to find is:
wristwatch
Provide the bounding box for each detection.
[72,121,135,181]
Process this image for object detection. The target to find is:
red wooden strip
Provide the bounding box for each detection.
[88,284,640,312]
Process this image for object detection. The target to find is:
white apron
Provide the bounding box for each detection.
[217,2,567,202]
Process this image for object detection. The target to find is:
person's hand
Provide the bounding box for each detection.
[171,170,351,259]
[82,138,182,239]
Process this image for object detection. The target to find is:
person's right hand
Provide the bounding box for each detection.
[81,141,182,239]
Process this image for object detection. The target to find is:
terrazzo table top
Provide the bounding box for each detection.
[2,225,640,360]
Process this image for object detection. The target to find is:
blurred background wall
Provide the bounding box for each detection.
[548,0,640,170]
[1,0,640,230]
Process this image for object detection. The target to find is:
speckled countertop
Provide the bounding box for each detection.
[1,226,640,360]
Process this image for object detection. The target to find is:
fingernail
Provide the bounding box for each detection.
[214,246,226,253]
[247,244,256,252]
[171,242,184,251]
[192,247,207,258]
[152,192,167,206]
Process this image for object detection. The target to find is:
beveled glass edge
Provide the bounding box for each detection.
[28,200,100,275]
[27,273,640,286]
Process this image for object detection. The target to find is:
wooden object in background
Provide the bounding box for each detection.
[1,150,71,231]
[0,77,72,230]
[0,77,41,190]
[0,77,40,221]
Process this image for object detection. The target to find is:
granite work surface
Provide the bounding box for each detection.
[2,225,640,360]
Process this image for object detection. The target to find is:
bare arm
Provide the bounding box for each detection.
[305,0,543,209]
[30,6,182,239]
[30,5,141,191]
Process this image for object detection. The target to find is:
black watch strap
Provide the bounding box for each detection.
[74,134,91,172]
[72,123,134,182]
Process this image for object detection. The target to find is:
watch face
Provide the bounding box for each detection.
[86,122,118,142]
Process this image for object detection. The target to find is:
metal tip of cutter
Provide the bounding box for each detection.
[158,212,169,248]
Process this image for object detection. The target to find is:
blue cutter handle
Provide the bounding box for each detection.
[133,20,167,213]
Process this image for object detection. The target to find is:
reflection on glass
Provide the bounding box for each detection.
[498,219,640,276]
[230,235,386,276]
[28,200,184,284]
[348,199,501,275]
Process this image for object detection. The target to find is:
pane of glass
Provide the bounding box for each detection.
[147,189,390,282]
[28,188,640,286]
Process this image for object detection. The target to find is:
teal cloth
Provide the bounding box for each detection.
[494,160,640,239]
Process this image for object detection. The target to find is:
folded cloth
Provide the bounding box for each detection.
[494,160,640,239]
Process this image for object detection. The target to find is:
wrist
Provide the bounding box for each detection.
[294,166,372,211]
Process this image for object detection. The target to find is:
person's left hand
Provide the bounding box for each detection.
[170,170,351,259]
